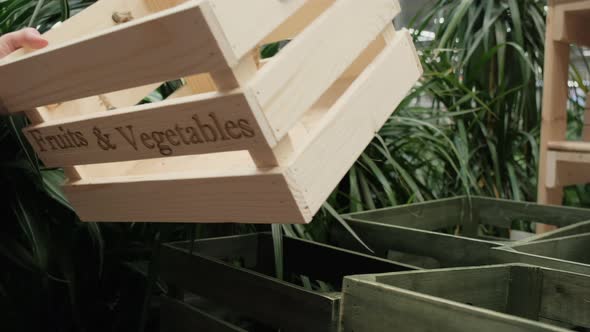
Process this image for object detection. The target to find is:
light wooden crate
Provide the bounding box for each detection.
[343,196,590,244]
[492,233,590,276]
[342,264,590,332]
[0,0,421,223]
[159,233,417,332]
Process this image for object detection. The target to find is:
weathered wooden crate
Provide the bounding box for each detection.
[0,0,422,223]
[492,233,590,276]
[342,264,590,331]
[330,217,498,268]
[158,233,417,332]
[160,296,246,332]
[344,196,590,244]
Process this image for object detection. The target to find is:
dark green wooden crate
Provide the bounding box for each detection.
[344,196,590,245]
[159,233,416,332]
[341,264,590,331]
[491,233,590,275]
[330,217,497,268]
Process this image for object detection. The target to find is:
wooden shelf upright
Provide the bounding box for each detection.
[538,0,590,232]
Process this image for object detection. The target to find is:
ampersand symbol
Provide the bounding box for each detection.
[93,127,117,151]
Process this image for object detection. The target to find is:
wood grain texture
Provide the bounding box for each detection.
[63,169,309,223]
[207,0,307,64]
[251,0,401,140]
[0,1,227,112]
[553,0,590,47]
[341,270,568,332]
[24,92,269,167]
[538,1,570,207]
[288,29,422,214]
[491,247,590,276]
[332,218,497,267]
[540,269,590,327]
[160,233,413,332]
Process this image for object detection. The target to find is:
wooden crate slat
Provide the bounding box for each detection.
[206,0,308,63]
[0,2,229,112]
[23,91,272,167]
[540,268,590,327]
[160,297,247,332]
[251,0,401,140]
[341,265,586,332]
[331,219,496,267]
[261,0,336,45]
[64,169,309,223]
[288,29,421,213]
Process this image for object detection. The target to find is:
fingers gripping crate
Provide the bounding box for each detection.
[0,0,422,223]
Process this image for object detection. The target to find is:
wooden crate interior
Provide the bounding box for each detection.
[373,265,590,328]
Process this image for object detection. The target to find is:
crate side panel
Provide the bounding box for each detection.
[540,269,590,327]
[344,197,465,230]
[341,277,565,332]
[375,266,512,313]
[289,30,422,214]
[24,92,267,167]
[64,171,307,223]
[332,219,496,267]
[252,0,400,140]
[160,242,338,332]
[160,297,247,332]
[0,2,227,112]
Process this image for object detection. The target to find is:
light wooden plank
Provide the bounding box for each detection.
[250,0,401,140]
[538,3,570,207]
[206,0,308,64]
[0,1,228,112]
[289,30,422,213]
[23,92,272,167]
[64,168,310,223]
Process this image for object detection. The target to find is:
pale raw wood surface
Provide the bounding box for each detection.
[24,92,267,167]
[538,3,570,215]
[250,0,400,140]
[207,0,307,64]
[288,29,422,213]
[553,0,590,47]
[0,2,228,113]
[261,0,335,44]
[546,151,590,187]
[548,140,590,152]
[64,169,308,223]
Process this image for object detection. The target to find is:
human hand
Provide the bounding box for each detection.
[0,27,48,58]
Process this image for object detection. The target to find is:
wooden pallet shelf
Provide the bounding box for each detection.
[1,0,422,223]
